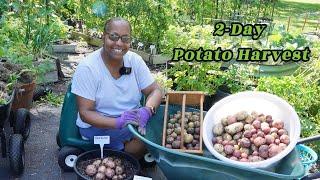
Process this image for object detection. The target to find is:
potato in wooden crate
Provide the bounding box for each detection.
[162,91,204,154]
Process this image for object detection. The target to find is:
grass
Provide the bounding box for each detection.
[274,0,320,33]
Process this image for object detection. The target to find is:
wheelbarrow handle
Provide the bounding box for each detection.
[298,134,320,144]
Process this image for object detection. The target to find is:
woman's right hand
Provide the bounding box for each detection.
[115,110,139,129]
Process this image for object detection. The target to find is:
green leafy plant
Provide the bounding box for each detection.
[216,64,258,94]
[152,72,173,97]
[40,92,64,107]
[167,61,222,95]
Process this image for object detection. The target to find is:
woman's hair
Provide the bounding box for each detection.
[104,17,132,33]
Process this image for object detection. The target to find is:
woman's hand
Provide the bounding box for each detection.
[136,107,152,135]
[116,110,139,129]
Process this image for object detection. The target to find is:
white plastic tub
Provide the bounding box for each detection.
[202,91,301,170]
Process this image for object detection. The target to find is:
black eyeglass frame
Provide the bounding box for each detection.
[105,32,131,43]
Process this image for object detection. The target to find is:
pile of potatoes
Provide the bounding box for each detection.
[165,111,201,150]
[212,111,290,162]
[84,157,126,180]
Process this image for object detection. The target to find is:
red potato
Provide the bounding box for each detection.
[241,152,248,159]
[230,156,238,161]
[194,134,200,140]
[85,164,97,176]
[250,129,257,135]
[278,129,288,136]
[266,115,273,123]
[269,145,282,157]
[233,150,241,158]
[243,130,252,138]
[252,120,261,129]
[280,134,290,144]
[265,135,275,145]
[257,131,265,138]
[251,144,258,152]
[279,143,287,150]
[224,145,235,155]
[227,116,237,125]
[240,158,249,162]
[275,139,280,145]
[172,140,181,149]
[253,137,266,147]
[233,132,243,140]
[259,145,269,158]
[270,127,278,134]
[249,156,264,162]
[272,119,284,129]
[222,140,229,146]
[261,122,271,134]
[98,166,107,174]
[105,168,115,179]
[252,151,258,156]
[229,140,236,146]
[115,166,124,175]
[95,172,105,180]
[92,160,102,168]
[239,138,251,148]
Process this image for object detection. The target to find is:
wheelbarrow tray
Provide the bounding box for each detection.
[128,105,305,180]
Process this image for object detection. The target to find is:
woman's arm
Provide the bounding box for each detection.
[76,95,117,128]
[141,82,163,111]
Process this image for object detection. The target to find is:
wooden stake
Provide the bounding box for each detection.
[287,16,291,32]
[302,15,308,32]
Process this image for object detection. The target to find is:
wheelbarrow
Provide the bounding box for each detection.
[0,89,31,176]
[128,105,320,180]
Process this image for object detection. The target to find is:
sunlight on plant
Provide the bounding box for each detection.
[40,92,64,107]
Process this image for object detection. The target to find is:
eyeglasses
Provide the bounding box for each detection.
[105,32,131,43]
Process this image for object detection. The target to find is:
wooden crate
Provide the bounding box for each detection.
[162,91,205,154]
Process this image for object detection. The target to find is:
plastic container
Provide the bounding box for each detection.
[297,144,318,174]
[73,149,140,180]
[202,91,301,170]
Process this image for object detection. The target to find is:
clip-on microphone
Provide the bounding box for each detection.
[119,61,132,75]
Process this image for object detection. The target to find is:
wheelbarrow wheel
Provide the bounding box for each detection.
[9,134,25,176]
[58,146,83,172]
[13,108,31,141]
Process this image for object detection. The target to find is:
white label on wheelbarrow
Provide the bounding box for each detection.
[133,175,152,180]
[94,136,110,158]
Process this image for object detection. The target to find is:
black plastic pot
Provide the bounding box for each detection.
[203,95,215,111]
[74,149,141,180]
[214,86,231,104]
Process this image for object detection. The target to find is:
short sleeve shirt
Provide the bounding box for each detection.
[71,48,154,128]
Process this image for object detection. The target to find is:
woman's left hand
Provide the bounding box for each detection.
[136,107,152,135]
